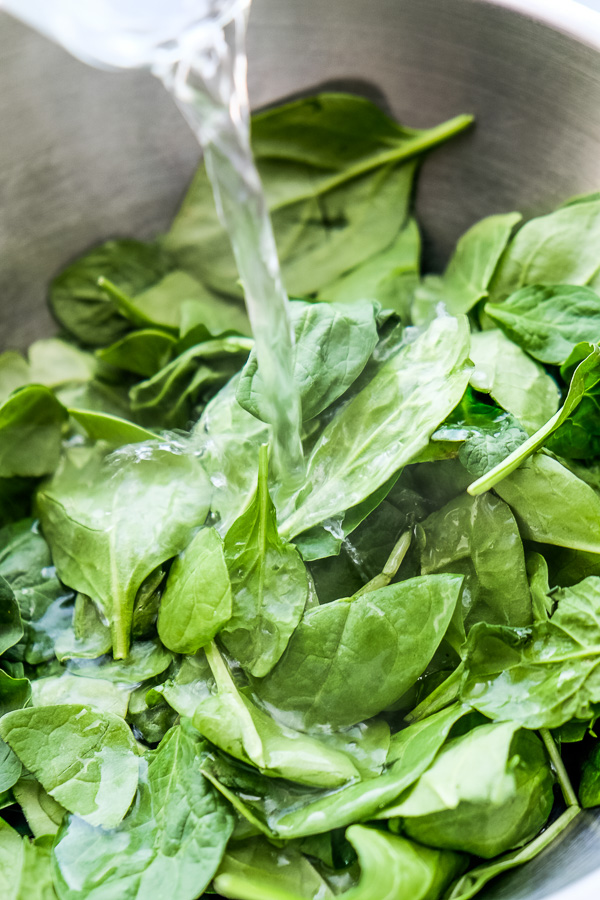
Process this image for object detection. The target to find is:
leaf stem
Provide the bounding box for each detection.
[267,114,475,213]
[468,346,600,496]
[404,663,464,723]
[97,276,178,335]
[540,728,579,808]
[354,530,411,596]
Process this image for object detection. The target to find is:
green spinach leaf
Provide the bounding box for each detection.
[461,576,600,728]
[0,386,67,478]
[221,445,308,677]
[469,330,559,434]
[52,721,234,900]
[420,492,531,637]
[50,239,172,346]
[489,197,600,301]
[158,527,231,654]
[317,217,421,318]
[412,212,520,323]
[254,574,462,730]
[37,441,211,658]
[380,722,553,858]
[0,704,139,827]
[281,315,472,538]
[237,300,378,423]
[495,453,600,552]
[485,284,600,364]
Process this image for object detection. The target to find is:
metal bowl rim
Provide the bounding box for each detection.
[476,0,600,49]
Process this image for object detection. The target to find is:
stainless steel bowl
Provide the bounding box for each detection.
[1,1,600,896]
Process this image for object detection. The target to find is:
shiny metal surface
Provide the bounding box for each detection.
[1,1,600,897]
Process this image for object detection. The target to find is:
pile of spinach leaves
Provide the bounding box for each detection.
[0,92,598,900]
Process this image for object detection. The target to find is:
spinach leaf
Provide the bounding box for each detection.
[189,643,362,788]
[412,212,520,323]
[0,576,23,655]
[280,315,472,538]
[489,197,600,301]
[340,826,465,900]
[526,551,554,620]
[420,493,531,640]
[157,527,232,654]
[54,593,112,661]
[12,774,66,838]
[237,300,378,423]
[221,445,308,677]
[133,270,250,338]
[380,722,553,858]
[469,330,559,434]
[68,409,157,446]
[129,337,252,428]
[202,703,469,839]
[445,806,581,900]
[0,352,30,402]
[317,217,421,318]
[52,721,234,900]
[214,836,337,900]
[461,576,600,728]
[254,574,462,730]
[495,453,600,552]
[165,94,472,299]
[66,638,172,684]
[0,669,31,717]
[50,239,172,346]
[0,339,97,404]
[0,736,21,793]
[0,820,58,900]
[37,441,211,658]
[0,518,71,665]
[485,284,600,364]
[28,338,98,387]
[0,386,68,478]
[96,330,177,377]
[30,673,129,718]
[0,704,139,827]
[469,345,600,495]
[194,375,268,533]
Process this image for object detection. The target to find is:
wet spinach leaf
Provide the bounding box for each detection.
[221,445,308,677]
[380,722,553,858]
[37,442,210,658]
[52,722,234,900]
[280,315,472,538]
[412,212,520,323]
[462,576,600,728]
[158,527,232,654]
[0,704,139,827]
[237,300,378,423]
[485,284,600,364]
[254,574,462,730]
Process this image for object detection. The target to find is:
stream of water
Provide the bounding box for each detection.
[4,0,305,483]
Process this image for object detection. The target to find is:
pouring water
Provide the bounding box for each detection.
[2,0,305,483]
